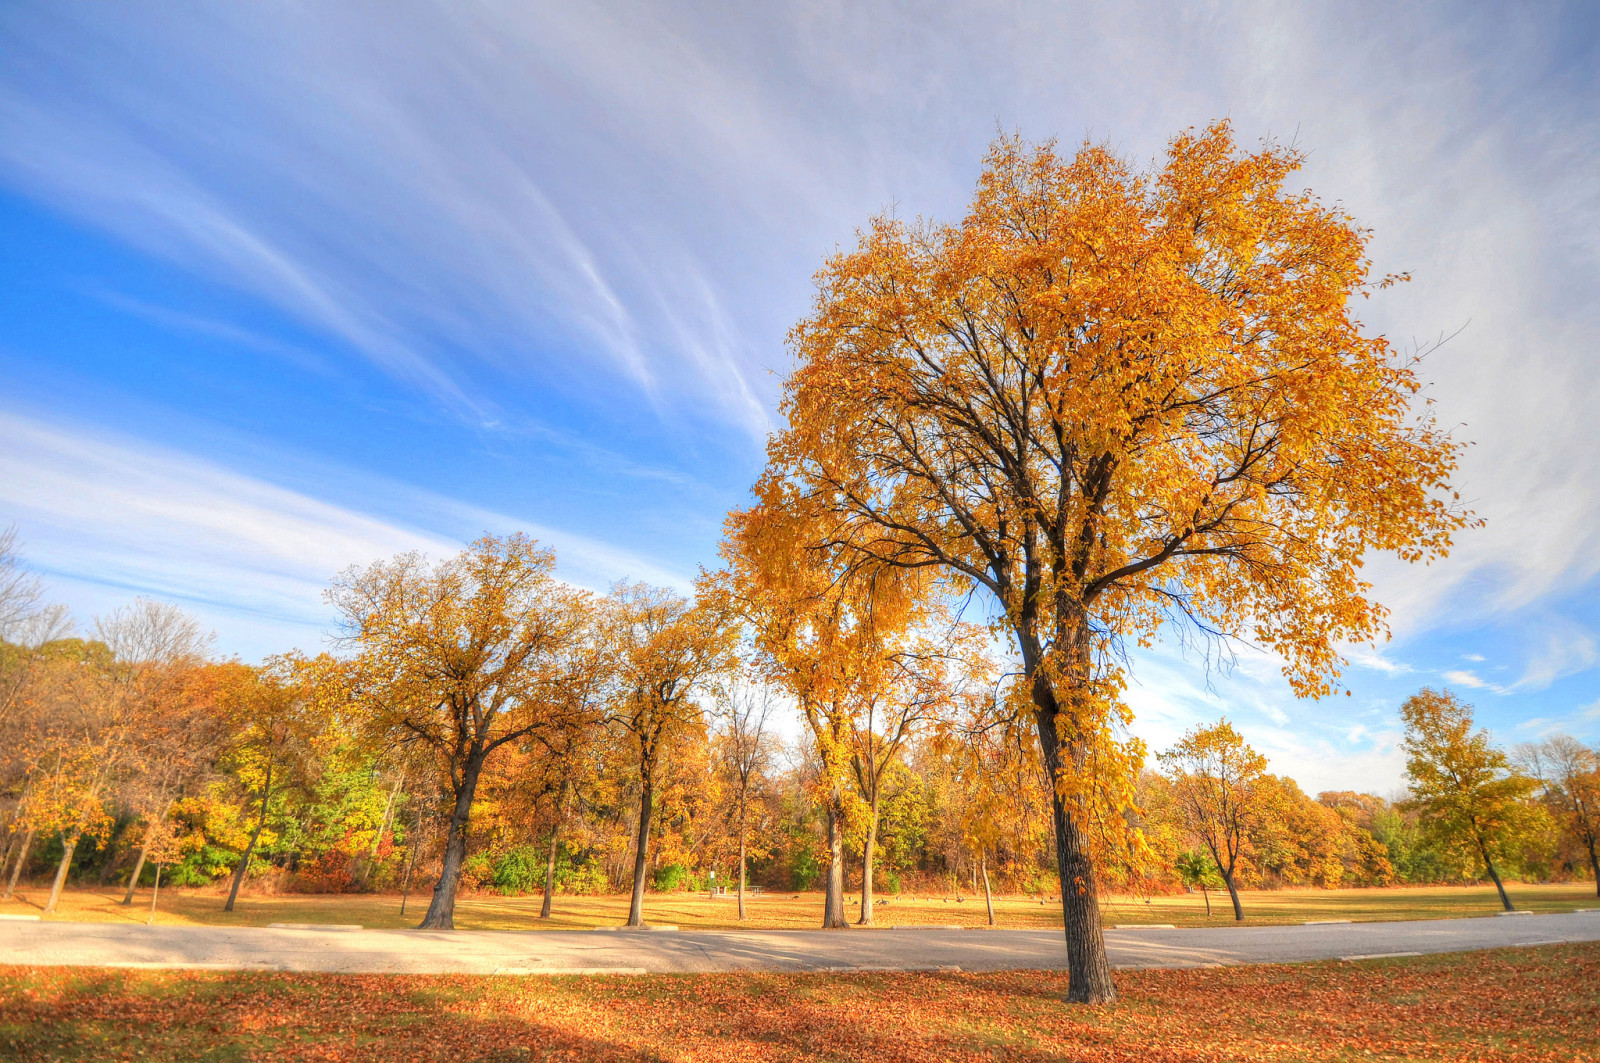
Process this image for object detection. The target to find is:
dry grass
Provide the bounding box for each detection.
[0,943,1594,1061]
[2,880,1594,931]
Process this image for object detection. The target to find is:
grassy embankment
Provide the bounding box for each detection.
[1,881,1594,930]
[1,943,1594,1061]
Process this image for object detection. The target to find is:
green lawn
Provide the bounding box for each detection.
[2,880,1593,930]
[1,944,1594,1061]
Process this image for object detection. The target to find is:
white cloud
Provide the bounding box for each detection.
[0,409,689,659]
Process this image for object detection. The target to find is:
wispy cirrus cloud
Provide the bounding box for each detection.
[0,409,689,658]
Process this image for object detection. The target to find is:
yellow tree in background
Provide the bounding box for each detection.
[714,502,927,929]
[1160,719,1267,921]
[218,656,324,913]
[331,534,591,930]
[760,122,1471,1001]
[1401,688,1542,911]
[604,583,735,928]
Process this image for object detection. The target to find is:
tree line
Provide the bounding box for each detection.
[2,527,1594,936]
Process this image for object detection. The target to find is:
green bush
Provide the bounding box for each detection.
[653,862,689,891]
[491,846,546,895]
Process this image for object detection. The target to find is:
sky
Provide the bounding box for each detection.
[1,1,1597,795]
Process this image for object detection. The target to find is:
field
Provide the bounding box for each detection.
[2,881,1595,930]
[1,943,1593,1061]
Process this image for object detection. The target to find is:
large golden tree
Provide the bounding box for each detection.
[757,122,1470,1002]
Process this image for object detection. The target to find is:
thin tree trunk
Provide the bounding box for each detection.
[1201,884,1211,916]
[147,864,161,924]
[225,765,273,913]
[44,830,80,914]
[822,789,848,929]
[541,821,561,919]
[1220,867,1245,921]
[1481,842,1514,911]
[626,769,655,927]
[4,828,34,899]
[358,776,402,890]
[737,808,747,921]
[981,850,995,926]
[400,800,423,917]
[123,816,159,904]
[419,751,486,930]
[1032,676,1114,1004]
[857,799,878,925]
[1587,839,1599,899]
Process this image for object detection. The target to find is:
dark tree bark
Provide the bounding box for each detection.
[1220,868,1245,921]
[822,786,848,929]
[541,779,569,919]
[626,771,655,927]
[44,830,80,913]
[1479,836,1514,911]
[122,831,151,903]
[419,747,487,929]
[225,761,273,913]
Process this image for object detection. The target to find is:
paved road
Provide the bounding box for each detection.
[0,912,1595,976]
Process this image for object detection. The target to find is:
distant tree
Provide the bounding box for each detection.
[1160,720,1267,921]
[1515,735,1600,896]
[1400,688,1540,911]
[604,583,734,928]
[217,656,322,912]
[332,534,591,929]
[711,673,777,920]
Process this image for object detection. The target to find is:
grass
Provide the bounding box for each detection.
[2,880,1595,931]
[0,943,1593,1060]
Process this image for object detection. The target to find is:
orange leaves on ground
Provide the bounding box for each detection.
[2,944,1595,1062]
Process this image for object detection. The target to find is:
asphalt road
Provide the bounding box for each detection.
[1,911,1596,975]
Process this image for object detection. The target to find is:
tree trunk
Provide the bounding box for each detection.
[399,800,423,917]
[822,789,848,929]
[4,828,34,899]
[1482,845,1514,911]
[419,750,486,930]
[44,830,80,914]
[225,768,273,913]
[123,816,160,904]
[1201,884,1211,916]
[857,798,878,925]
[1218,866,1245,921]
[626,768,655,927]
[1031,680,1115,1004]
[981,850,995,926]
[358,776,402,891]
[147,864,161,924]
[541,821,561,919]
[737,820,748,921]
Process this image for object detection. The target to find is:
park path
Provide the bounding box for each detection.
[0,911,1596,975]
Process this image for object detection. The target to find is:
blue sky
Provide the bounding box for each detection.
[1,1,1597,793]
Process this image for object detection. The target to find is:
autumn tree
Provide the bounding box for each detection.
[217,656,323,912]
[604,582,734,927]
[332,534,591,929]
[711,672,777,920]
[713,507,927,929]
[1160,720,1266,920]
[1400,688,1539,911]
[1515,735,1600,896]
[755,122,1470,1000]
